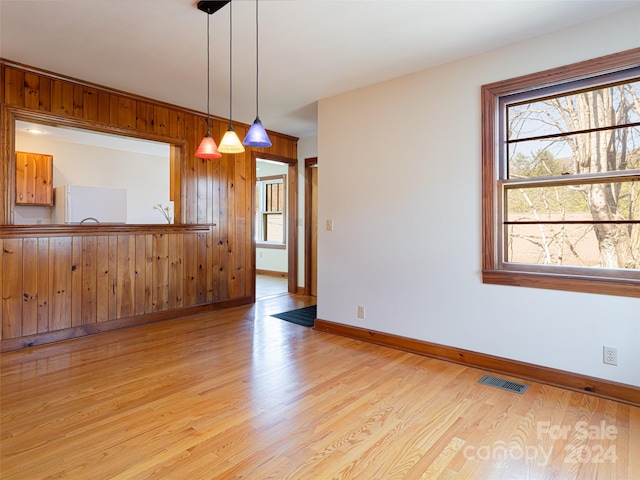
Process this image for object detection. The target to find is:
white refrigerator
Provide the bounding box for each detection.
[52,185,127,224]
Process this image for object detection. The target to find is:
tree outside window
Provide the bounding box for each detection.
[482,49,640,297]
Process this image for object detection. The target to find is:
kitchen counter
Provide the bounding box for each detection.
[0,223,215,238]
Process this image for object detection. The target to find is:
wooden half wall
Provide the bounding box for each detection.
[0,60,298,351]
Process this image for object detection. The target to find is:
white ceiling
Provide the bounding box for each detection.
[2,0,639,139]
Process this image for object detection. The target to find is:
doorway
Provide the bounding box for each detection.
[304,157,318,296]
[253,152,298,301]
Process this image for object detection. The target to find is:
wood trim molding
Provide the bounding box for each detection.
[304,157,317,296]
[1,296,253,352]
[0,223,214,238]
[256,269,287,278]
[314,319,640,406]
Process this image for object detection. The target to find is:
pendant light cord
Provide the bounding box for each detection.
[255,0,259,117]
[229,0,233,127]
[206,12,211,134]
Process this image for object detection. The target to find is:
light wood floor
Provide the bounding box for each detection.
[1,294,638,479]
[255,274,288,299]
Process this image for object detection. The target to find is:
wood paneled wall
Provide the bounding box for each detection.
[0,59,298,350]
[1,230,209,339]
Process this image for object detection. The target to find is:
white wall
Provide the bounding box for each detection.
[14,134,170,224]
[318,8,640,386]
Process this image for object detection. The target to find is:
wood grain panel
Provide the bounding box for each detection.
[197,232,208,304]
[116,235,136,319]
[152,234,169,312]
[81,236,97,325]
[118,97,136,129]
[227,154,239,299]
[136,101,154,131]
[48,237,72,332]
[2,239,24,339]
[95,236,110,323]
[183,233,198,307]
[37,238,49,332]
[167,234,184,310]
[15,152,53,205]
[3,67,24,106]
[209,158,220,303]
[72,84,84,118]
[196,156,208,224]
[51,79,73,116]
[154,106,169,135]
[82,87,98,121]
[108,93,119,125]
[218,156,230,301]
[107,236,117,321]
[37,76,51,111]
[23,72,40,110]
[134,234,147,316]
[21,238,39,336]
[0,240,3,337]
[97,91,110,123]
[205,156,219,302]
[169,109,185,139]
[71,236,83,327]
[39,76,51,112]
[183,114,199,223]
[234,150,248,298]
[144,235,154,313]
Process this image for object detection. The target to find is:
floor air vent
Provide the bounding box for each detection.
[478,375,529,394]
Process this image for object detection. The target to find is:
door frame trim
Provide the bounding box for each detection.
[304,157,318,296]
[252,151,298,299]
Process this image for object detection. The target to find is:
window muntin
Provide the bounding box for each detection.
[482,50,640,296]
[256,175,286,246]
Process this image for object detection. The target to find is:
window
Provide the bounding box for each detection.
[482,49,640,297]
[256,175,286,247]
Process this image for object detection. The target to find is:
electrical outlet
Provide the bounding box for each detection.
[603,346,618,366]
[357,305,365,319]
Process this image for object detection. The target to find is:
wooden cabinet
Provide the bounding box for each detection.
[15,152,53,206]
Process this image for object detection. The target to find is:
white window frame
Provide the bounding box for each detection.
[256,174,286,248]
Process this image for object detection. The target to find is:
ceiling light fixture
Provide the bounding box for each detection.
[26,128,45,135]
[218,0,245,154]
[195,1,229,159]
[243,0,271,148]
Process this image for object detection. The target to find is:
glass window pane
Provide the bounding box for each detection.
[506,223,601,267]
[505,181,640,222]
[505,223,638,270]
[504,181,639,270]
[507,79,640,141]
[257,177,286,244]
[508,127,640,178]
[264,213,284,243]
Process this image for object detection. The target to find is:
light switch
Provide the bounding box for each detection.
[326,219,334,231]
